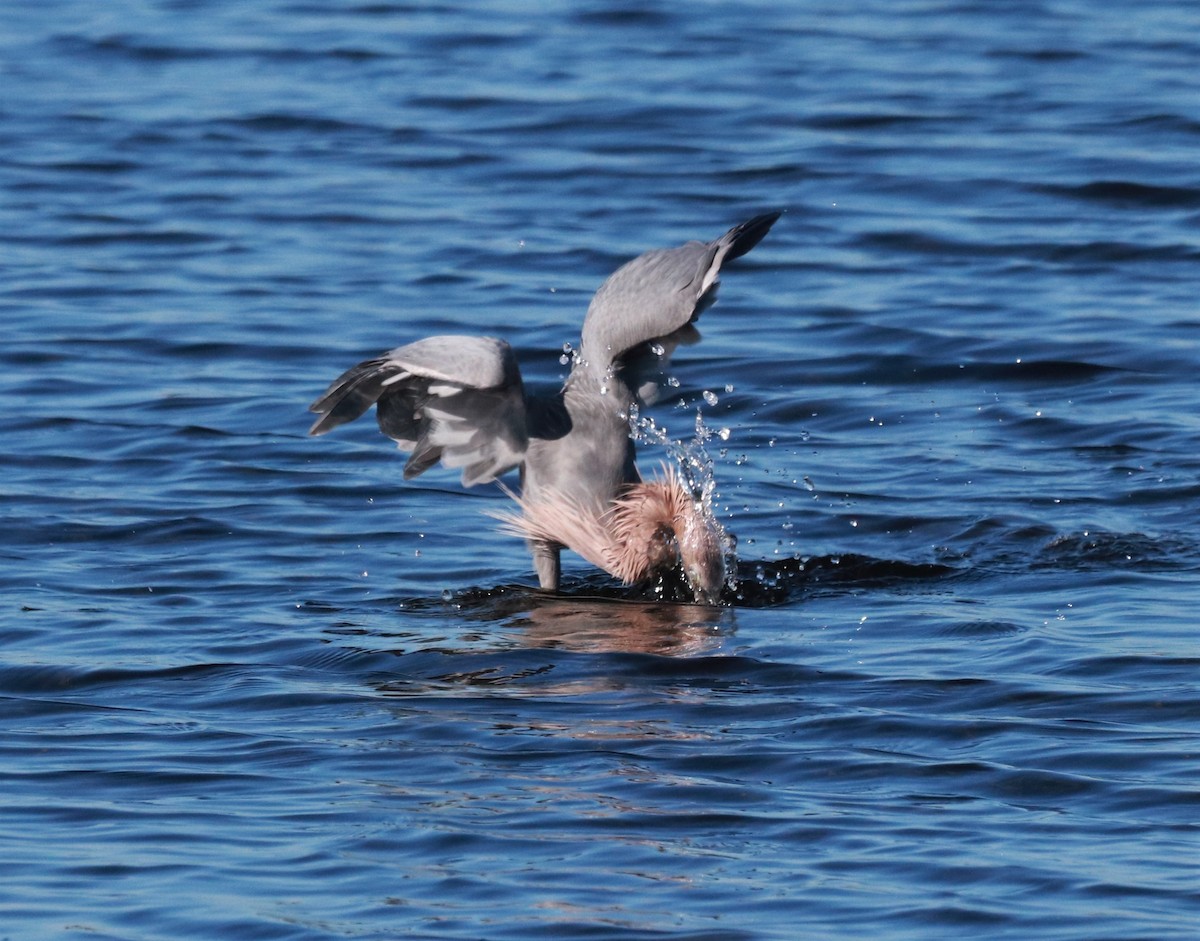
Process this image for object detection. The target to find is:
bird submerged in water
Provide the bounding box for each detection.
[309,211,780,603]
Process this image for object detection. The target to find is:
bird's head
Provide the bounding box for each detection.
[607,465,731,604]
[674,498,729,604]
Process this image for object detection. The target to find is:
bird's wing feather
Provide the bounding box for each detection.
[577,211,780,398]
[308,335,528,487]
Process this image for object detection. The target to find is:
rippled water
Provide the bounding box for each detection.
[3,2,1198,939]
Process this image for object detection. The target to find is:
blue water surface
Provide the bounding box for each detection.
[2,1,1198,939]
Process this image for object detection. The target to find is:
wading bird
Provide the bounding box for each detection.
[309,211,780,602]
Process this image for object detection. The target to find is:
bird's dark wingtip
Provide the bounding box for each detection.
[307,413,334,436]
[723,210,782,263]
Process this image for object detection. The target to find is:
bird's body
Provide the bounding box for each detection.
[309,211,780,602]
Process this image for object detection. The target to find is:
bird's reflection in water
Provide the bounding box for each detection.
[458,584,732,657]
[357,582,734,702]
[508,597,726,657]
[352,556,956,701]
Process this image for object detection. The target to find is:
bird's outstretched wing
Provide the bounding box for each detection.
[308,335,528,487]
[578,211,780,401]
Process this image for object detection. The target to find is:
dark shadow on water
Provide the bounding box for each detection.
[729,553,958,606]
[330,554,957,656]
[427,553,958,613]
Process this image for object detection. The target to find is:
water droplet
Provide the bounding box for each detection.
[441,588,453,602]
[703,390,719,406]
[650,342,665,357]
[667,376,680,388]
[803,476,815,491]
[718,427,731,441]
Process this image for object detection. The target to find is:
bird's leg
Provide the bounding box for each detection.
[530,540,561,592]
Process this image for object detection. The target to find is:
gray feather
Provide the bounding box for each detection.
[308,335,528,486]
[577,211,780,381]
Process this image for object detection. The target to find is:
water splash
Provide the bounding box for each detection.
[627,402,739,595]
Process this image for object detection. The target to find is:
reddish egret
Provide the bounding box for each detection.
[309,212,780,602]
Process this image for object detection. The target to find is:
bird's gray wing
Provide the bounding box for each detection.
[577,211,780,401]
[308,335,528,487]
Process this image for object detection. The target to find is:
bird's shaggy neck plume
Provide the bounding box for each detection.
[491,463,727,599]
